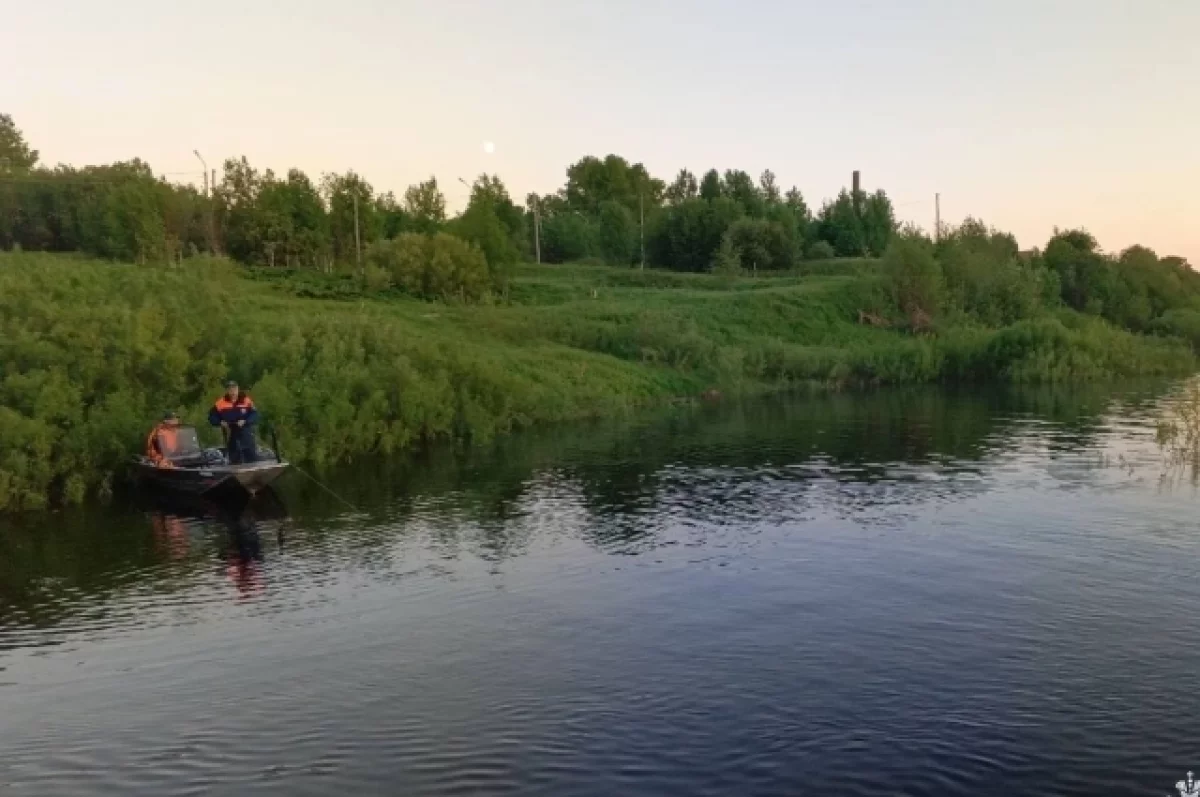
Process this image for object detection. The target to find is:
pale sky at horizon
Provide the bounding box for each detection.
[4,0,1198,262]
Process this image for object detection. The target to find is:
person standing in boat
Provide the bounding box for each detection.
[209,380,259,464]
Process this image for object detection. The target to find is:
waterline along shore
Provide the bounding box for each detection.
[0,251,1193,511]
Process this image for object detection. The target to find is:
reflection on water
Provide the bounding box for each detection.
[2,382,1200,796]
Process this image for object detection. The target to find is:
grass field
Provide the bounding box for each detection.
[0,252,1192,510]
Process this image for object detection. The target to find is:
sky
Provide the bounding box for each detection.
[3,0,1198,261]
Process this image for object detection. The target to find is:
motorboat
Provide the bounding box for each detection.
[134,425,289,497]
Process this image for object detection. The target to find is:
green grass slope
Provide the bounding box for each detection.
[0,253,1192,510]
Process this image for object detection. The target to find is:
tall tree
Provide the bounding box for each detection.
[699,169,723,201]
[451,174,524,288]
[816,190,867,257]
[760,169,781,204]
[322,171,379,266]
[665,169,699,205]
[722,170,763,216]
[0,114,38,174]
[861,190,897,257]
[403,177,446,235]
[564,154,663,216]
[596,200,637,265]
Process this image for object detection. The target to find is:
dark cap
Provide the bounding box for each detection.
[225,380,239,388]
[162,410,179,421]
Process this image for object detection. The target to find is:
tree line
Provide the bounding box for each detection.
[881,219,1200,353]
[0,114,897,291]
[4,110,1196,343]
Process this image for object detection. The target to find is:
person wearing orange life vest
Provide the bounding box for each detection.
[208,380,259,464]
[145,411,181,468]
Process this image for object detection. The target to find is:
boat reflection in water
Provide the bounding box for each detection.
[141,487,288,599]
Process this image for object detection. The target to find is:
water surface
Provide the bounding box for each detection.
[3,384,1200,796]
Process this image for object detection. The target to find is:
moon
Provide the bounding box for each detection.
[483,141,495,155]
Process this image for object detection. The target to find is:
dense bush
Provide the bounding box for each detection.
[884,235,943,320]
[937,219,1043,325]
[722,217,796,272]
[806,240,836,260]
[366,233,489,302]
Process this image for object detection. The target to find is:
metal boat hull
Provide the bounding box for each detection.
[136,459,289,497]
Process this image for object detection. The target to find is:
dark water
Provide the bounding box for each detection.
[4,384,1200,796]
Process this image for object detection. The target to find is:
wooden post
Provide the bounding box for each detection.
[533,197,542,264]
[639,192,645,270]
[353,192,362,274]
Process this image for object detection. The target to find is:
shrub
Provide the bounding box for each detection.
[806,240,835,260]
[884,235,943,319]
[366,233,489,302]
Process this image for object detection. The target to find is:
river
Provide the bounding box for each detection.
[3,384,1200,796]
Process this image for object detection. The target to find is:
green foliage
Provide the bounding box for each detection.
[860,191,897,256]
[564,154,663,216]
[323,171,380,265]
[403,177,446,235]
[647,197,743,272]
[0,251,1194,512]
[710,235,742,278]
[1041,229,1200,337]
[449,175,525,289]
[938,218,1042,325]
[541,212,596,263]
[723,217,795,272]
[816,190,867,256]
[722,169,764,216]
[884,234,943,318]
[366,233,489,301]
[665,169,699,205]
[806,240,836,260]
[596,200,637,265]
[0,113,38,173]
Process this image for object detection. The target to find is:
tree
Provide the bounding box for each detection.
[1044,229,1114,314]
[448,174,527,290]
[816,190,866,256]
[564,154,664,216]
[596,200,636,265]
[937,217,1039,324]
[404,177,446,234]
[215,156,266,264]
[376,191,410,239]
[884,235,943,319]
[665,169,699,205]
[0,114,38,174]
[541,212,594,263]
[760,170,781,204]
[861,190,897,256]
[268,169,329,268]
[466,174,526,254]
[699,169,723,201]
[647,197,743,272]
[322,171,379,267]
[724,217,795,272]
[711,233,742,277]
[722,170,763,216]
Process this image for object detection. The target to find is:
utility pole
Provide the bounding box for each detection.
[639,192,645,270]
[353,191,362,275]
[935,193,941,242]
[532,196,542,264]
[194,150,216,255]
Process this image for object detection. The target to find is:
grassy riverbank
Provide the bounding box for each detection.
[0,252,1193,510]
